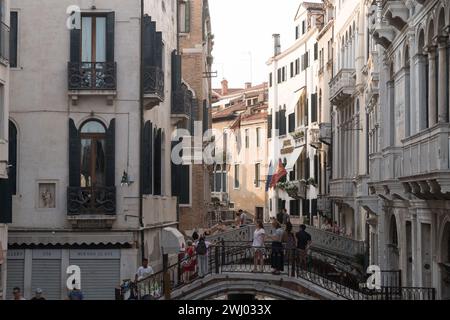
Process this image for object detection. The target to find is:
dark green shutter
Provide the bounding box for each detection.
[305,156,310,180]
[314,154,318,185]
[70,27,81,63]
[311,199,318,216]
[105,119,116,187]
[106,12,115,62]
[202,100,208,134]
[171,50,182,88]
[69,119,81,187]
[143,121,153,195]
[268,114,272,139]
[8,121,17,195]
[303,199,310,215]
[143,15,153,66]
[288,113,295,133]
[154,129,162,196]
[155,32,163,69]
[9,12,18,68]
[179,165,190,204]
[275,111,279,130]
[0,179,12,223]
[279,110,286,136]
[311,93,317,123]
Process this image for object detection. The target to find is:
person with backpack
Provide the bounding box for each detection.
[194,235,212,278]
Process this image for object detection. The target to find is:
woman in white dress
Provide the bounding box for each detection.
[252,221,266,272]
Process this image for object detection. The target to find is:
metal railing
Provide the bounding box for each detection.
[68,61,117,90]
[128,242,435,301]
[0,22,9,62]
[143,65,164,99]
[67,186,116,215]
[172,88,193,116]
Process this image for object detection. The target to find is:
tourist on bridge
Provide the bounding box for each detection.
[267,219,285,275]
[284,222,297,269]
[276,208,290,226]
[296,224,312,270]
[195,235,212,278]
[182,240,197,283]
[252,221,266,272]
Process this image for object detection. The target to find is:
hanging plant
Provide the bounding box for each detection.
[291,130,305,140]
[307,177,317,187]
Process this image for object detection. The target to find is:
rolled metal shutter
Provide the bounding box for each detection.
[6,259,24,300]
[31,260,61,300]
[69,259,120,300]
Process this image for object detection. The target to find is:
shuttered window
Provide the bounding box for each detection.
[314,154,319,186]
[0,178,12,223]
[290,200,300,216]
[302,199,310,215]
[143,16,163,69]
[279,109,286,136]
[314,42,318,60]
[311,199,318,216]
[288,113,296,133]
[143,121,153,195]
[179,0,191,33]
[267,114,272,139]
[311,93,318,123]
[8,120,17,195]
[9,11,18,68]
[202,100,208,134]
[153,128,162,196]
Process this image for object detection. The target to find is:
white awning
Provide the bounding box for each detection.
[289,87,306,111]
[285,146,304,171]
[162,227,185,255]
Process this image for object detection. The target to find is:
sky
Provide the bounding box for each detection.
[209,0,303,89]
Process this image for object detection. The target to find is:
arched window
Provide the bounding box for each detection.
[80,120,107,187]
[9,120,18,195]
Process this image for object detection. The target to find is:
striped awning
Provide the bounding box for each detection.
[8,231,135,246]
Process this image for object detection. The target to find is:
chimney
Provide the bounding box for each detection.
[245,82,252,89]
[221,79,229,96]
[273,34,281,56]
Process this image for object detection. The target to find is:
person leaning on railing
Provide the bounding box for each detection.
[295,224,312,271]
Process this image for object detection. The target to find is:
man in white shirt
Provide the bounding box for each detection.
[135,258,154,282]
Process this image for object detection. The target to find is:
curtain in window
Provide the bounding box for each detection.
[82,17,92,62]
[96,17,106,62]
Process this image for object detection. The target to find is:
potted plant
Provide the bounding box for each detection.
[291,130,305,140]
[307,177,317,187]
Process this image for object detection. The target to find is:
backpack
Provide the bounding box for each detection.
[196,239,207,255]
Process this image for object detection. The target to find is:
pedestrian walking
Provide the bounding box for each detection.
[284,222,296,268]
[135,258,154,282]
[67,286,84,300]
[182,240,196,283]
[12,287,26,300]
[31,288,46,300]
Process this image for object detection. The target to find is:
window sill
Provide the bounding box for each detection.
[68,90,117,106]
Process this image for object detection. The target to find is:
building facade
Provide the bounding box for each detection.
[364,0,450,299]
[0,0,11,300]
[4,0,189,300]
[267,1,328,226]
[211,81,268,221]
[176,0,214,232]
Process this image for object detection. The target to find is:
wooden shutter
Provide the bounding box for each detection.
[155,32,163,69]
[311,199,318,216]
[314,42,318,60]
[106,12,115,62]
[275,111,279,130]
[288,113,295,133]
[143,121,153,195]
[8,121,17,195]
[171,50,182,88]
[143,15,155,66]
[202,100,208,134]
[305,156,310,180]
[68,119,81,187]
[154,129,162,196]
[303,199,310,215]
[0,178,12,223]
[311,93,317,123]
[267,114,272,139]
[9,12,18,68]
[290,200,299,216]
[314,154,319,184]
[179,165,190,204]
[70,26,81,63]
[105,119,116,187]
[279,110,286,136]
[305,98,309,126]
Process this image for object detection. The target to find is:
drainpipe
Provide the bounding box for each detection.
[139,0,145,260]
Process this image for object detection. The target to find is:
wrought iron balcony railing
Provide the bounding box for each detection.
[67,186,116,215]
[68,62,117,90]
[0,22,9,63]
[172,88,192,117]
[143,66,164,99]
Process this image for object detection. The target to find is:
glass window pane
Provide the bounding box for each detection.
[95,139,106,186]
[214,172,221,192]
[222,172,227,192]
[81,139,92,187]
[82,17,92,62]
[95,17,106,62]
[80,121,106,133]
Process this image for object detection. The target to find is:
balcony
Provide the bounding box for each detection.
[329,69,356,105]
[143,66,165,109]
[67,186,116,229]
[381,1,409,31]
[0,22,9,64]
[171,87,192,126]
[400,124,450,200]
[278,180,307,199]
[329,179,355,199]
[290,128,306,148]
[319,123,332,145]
[68,62,117,105]
[309,128,321,149]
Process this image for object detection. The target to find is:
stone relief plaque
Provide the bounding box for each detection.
[38,183,56,208]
